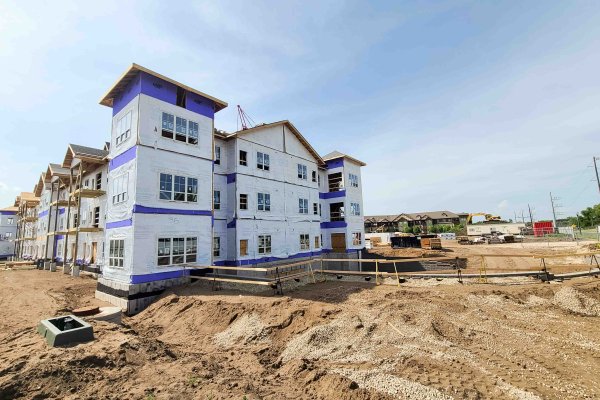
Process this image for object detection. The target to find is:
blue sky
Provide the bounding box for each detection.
[1,0,599,220]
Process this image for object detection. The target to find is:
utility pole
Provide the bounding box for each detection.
[550,192,558,233]
[594,157,600,195]
[528,204,534,225]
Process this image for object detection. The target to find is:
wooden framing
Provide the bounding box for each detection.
[70,188,106,198]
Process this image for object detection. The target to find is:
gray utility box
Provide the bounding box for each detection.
[37,315,94,347]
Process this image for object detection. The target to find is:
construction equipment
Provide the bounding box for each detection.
[421,236,442,250]
[236,105,256,131]
[457,236,471,245]
[466,213,502,224]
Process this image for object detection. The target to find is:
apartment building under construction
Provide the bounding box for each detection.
[12,64,366,313]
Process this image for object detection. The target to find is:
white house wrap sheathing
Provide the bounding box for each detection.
[103,92,214,284]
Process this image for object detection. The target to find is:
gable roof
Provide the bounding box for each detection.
[322,150,366,166]
[364,211,461,223]
[46,163,70,179]
[62,144,109,168]
[99,63,228,112]
[34,173,46,197]
[225,120,325,166]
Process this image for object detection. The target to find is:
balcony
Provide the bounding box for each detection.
[50,199,70,207]
[329,202,345,222]
[67,226,104,234]
[47,230,67,236]
[70,188,106,198]
[328,172,344,192]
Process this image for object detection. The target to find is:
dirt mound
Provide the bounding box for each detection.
[1,271,600,399]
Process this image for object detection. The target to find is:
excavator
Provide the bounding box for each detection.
[466,213,502,225]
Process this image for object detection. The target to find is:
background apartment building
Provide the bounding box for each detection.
[0,206,17,260]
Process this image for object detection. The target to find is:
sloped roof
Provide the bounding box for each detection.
[62,144,109,168]
[322,150,366,166]
[225,120,325,166]
[46,163,70,179]
[364,211,461,223]
[34,173,46,197]
[14,192,38,206]
[99,63,228,112]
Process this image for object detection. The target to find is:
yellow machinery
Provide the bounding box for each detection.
[466,213,502,224]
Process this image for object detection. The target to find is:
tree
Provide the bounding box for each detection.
[566,203,600,229]
[412,225,421,234]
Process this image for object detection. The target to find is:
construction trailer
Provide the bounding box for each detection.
[15,63,366,314]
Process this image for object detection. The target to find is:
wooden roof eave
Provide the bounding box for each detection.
[99,63,228,112]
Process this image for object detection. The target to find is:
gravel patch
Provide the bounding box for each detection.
[333,368,453,400]
[553,287,600,316]
[213,313,269,347]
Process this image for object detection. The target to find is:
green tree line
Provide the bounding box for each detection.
[566,203,600,228]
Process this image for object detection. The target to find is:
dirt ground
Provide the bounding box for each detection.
[369,240,600,273]
[1,263,600,399]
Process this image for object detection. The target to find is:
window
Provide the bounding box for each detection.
[159,173,197,203]
[352,232,362,246]
[314,236,320,248]
[157,236,197,266]
[93,206,100,227]
[213,237,220,257]
[258,193,271,211]
[109,239,124,268]
[298,198,308,214]
[73,213,79,228]
[213,191,221,210]
[5,232,12,239]
[7,218,13,225]
[239,150,247,166]
[240,239,248,256]
[95,172,102,190]
[257,152,270,171]
[214,146,221,165]
[300,234,310,250]
[161,112,174,139]
[175,116,187,142]
[186,237,197,263]
[186,178,198,202]
[161,112,198,145]
[84,178,90,188]
[239,194,248,210]
[313,202,318,215]
[297,164,307,180]
[258,235,271,254]
[174,175,186,201]
[349,173,359,188]
[116,111,132,146]
[350,202,361,216]
[112,173,128,204]
[312,171,317,182]
[157,238,171,266]
[188,121,198,145]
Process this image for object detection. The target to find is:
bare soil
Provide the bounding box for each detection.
[368,240,600,273]
[0,265,599,399]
